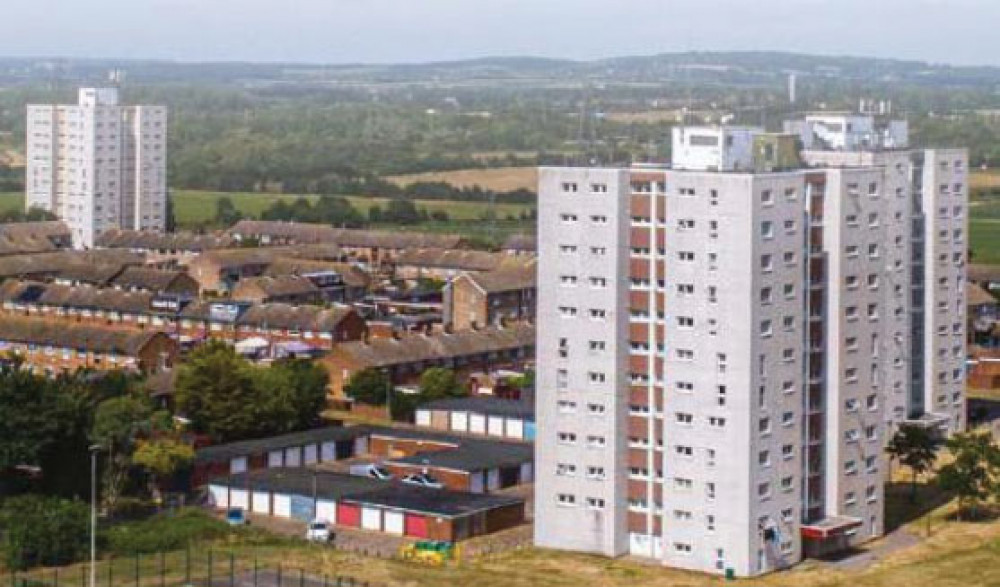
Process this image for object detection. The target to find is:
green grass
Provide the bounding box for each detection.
[0,192,20,215]
[971,218,1000,264]
[171,190,534,227]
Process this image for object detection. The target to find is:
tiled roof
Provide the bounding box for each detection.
[0,316,166,355]
[0,250,144,280]
[969,282,997,307]
[332,323,534,368]
[95,229,236,252]
[180,300,357,332]
[228,221,467,250]
[111,267,192,292]
[463,262,536,293]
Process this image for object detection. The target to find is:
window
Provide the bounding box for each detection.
[561,182,578,193]
[673,543,692,554]
[759,450,771,467]
[678,218,696,231]
[708,416,726,428]
[781,411,795,426]
[676,381,694,393]
[783,251,796,266]
[558,306,577,318]
[589,340,605,352]
[590,214,608,225]
[761,254,773,272]
[560,275,578,286]
[586,497,606,510]
[678,316,694,329]
[761,287,773,304]
[706,482,716,500]
[559,213,578,223]
[760,320,773,337]
[587,435,607,448]
[557,399,577,413]
[677,283,695,296]
[556,369,568,390]
[781,476,794,492]
[676,412,694,425]
[590,183,608,193]
[676,349,694,361]
[591,246,606,256]
[559,244,578,254]
[845,491,857,506]
[679,251,695,262]
[556,463,577,476]
[589,308,607,320]
[761,190,774,205]
[706,515,716,531]
[758,482,772,501]
[674,477,693,490]
[587,403,605,415]
[676,445,694,457]
[866,485,877,503]
[759,417,771,434]
[586,466,606,479]
[556,493,577,507]
[557,432,577,445]
[782,444,794,460]
[588,372,606,383]
[589,276,608,288]
[761,221,774,239]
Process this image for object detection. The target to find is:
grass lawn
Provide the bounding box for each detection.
[10,495,1000,587]
[0,192,20,215]
[971,218,1000,265]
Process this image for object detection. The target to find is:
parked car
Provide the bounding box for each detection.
[225,507,248,526]
[306,520,333,542]
[401,473,444,489]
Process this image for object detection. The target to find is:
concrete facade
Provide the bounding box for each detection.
[26,88,167,248]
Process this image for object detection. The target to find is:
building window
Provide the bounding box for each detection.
[556,493,577,507]
[557,432,577,445]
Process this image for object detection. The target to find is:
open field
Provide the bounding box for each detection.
[971,171,1000,192]
[386,166,538,193]
[971,219,1000,264]
[171,190,534,227]
[0,192,18,214]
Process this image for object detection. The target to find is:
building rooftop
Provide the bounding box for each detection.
[342,484,523,518]
[0,316,166,355]
[331,323,535,369]
[95,229,236,252]
[217,469,388,501]
[418,396,534,420]
[111,267,193,293]
[195,425,373,464]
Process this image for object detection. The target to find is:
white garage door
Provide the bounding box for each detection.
[361,507,382,531]
[252,491,270,514]
[487,468,500,491]
[487,415,505,437]
[230,489,249,510]
[268,450,283,468]
[230,456,248,474]
[303,444,318,465]
[353,436,368,456]
[505,418,523,439]
[321,441,337,462]
[469,413,486,434]
[450,411,468,432]
[469,473,485,494]
[415,410,431,427]
[208,485,229,508]
[316,500,336,524]
[273,494,292,518]
[383,510,404,535]
[284,447,301,467]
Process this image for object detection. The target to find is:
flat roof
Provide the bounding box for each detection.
[418,396,534,420]
[216,469,386,501]
[342,484,523,518]
[196,425,372,464]
[386,440,532,473]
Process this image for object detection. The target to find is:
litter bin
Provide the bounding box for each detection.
[725,567,735,581]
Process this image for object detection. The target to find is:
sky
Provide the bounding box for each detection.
[2,0,998,66]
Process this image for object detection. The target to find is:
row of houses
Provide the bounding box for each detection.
[0,280,368,350]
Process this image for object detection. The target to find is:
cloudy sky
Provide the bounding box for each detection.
[2,0,996,65]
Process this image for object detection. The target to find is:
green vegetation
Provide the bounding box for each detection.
[345,367,466,421]
[887,424,940,501]
[103,509,276,555]
[0,495,89,570]
[174,342,329,443]
[938,431,1000,520]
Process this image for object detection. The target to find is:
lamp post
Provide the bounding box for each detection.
[89,444,102,587]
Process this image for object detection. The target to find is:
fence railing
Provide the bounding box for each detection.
[1,549,373,587]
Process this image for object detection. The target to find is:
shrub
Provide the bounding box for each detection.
[0,495,89,570]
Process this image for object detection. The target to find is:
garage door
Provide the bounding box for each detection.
[268,450,283,468]
[290,495,314,522]
[320,441,337,462]
[520,462,533,483]
[487,468,500,491]
[450,411,468,432]
[316,500,336,524]
[272,494,292,518]
[487,415,505,437]
[230,456,248,474]
[469,413,486,434]
[208,485,229,508]
[469,472,485,494]
[303,444,318,465]
[505,418,523,440]
[404,513,428,538]
[230,489,249,511]
[415,410,431,427]
[284,447,301,467]
[361,507,382,531]
[383,510,404,535]
[353,436,368,456]
[337,503,360,527]
[251,491,269,514]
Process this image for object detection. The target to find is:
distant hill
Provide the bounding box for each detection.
[2,51,1000,88]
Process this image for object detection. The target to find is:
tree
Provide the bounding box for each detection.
[383,198,421,224]
[132,438,195,507]
[0,495,88,570]
[213,196,242,227]
[937,431,1000,520]
[90,395,153,511]
[418,367,465,401]
[886,424,939,501]
[344,368,390,406]
[174,341,258,441]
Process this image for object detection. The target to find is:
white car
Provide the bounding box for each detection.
[401,473,444,489]
[306,520,333,542]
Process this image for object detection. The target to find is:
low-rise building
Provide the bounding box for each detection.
[95,229,236,265]
[0,221,73,255]
[0,316,176,374]
[178,300,367,349]
[443,263,536,330]
[969,282,998,346]
[323,323,535,398]
[231,275,324,305]
[186,246,348,295]
[0,249,144,283]
[109,267,199,297]
[415,396,535,441]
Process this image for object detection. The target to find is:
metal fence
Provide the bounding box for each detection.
[1,549,373,587]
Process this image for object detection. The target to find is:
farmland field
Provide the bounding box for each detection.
[386,166,538,193]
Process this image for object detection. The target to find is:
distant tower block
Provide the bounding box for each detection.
[788,73,797,104]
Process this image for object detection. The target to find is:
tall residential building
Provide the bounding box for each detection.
[534,116,967,577]
[26,88,167,248]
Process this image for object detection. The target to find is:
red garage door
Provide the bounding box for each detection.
[337,503,361,527]
[404,513,429,538]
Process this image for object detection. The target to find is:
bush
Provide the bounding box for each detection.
[0,495,89,570]
[103,509,233,554]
